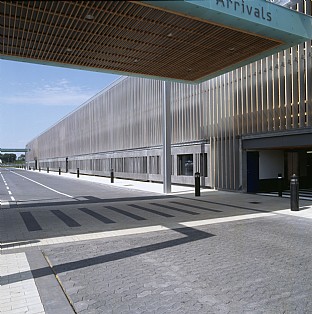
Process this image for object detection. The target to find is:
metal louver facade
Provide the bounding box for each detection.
[26,1,312,191]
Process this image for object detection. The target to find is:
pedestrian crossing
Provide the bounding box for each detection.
[18,200,222,232]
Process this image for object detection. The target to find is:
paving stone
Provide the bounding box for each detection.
[136,290,152,298]
[74,301,89,312]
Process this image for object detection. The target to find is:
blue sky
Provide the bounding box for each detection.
[0,59,120,151]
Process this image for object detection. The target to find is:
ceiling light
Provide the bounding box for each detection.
[66,48,73,52]
[167,33,173,38]
[134,59,138,63]
[85,14,94,20]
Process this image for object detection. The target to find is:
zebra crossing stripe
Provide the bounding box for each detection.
[20,212,42,231]
[78,208,115,224]
[51,210,81,227]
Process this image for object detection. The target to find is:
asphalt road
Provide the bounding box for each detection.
[0,168,159,204]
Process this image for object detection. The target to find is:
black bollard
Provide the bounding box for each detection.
[195,172,200,197]
[39,167,41,172]
[290,174,299,211]
[47,167,49,173]
[277,173,283,197]
[59,167,61,175]
[110,169,114,183]
[77,168,80,178]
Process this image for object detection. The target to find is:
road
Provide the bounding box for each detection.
[1,168,312,314]
[0,167,276,243]
[0,167,159,205]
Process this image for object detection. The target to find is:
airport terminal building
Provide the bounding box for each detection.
[25,1,312,193]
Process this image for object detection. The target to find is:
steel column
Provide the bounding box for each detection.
[163,81,171,194]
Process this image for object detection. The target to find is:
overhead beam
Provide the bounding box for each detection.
[1,1,312,83]
[0,148,29,153]
[142,0,312,82]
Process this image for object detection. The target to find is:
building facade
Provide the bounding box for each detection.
[26,1,312,193]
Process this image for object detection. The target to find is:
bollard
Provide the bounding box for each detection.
[290,174,299,211]
[39,167,41,172]
[77,168,80,178]
[59,167,61,175]
[110,169,114,183]
[195,172,200,197]
[277,173,283,197]
[47,167,49,173]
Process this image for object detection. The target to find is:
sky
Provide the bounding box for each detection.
[0,59,121,152]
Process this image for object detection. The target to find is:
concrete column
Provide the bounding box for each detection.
[163,81,171,194]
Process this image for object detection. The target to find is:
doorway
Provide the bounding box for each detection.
[247,151,259,193]
[285,150,312,189]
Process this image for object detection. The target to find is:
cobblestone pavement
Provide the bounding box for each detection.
[40,214,312,314]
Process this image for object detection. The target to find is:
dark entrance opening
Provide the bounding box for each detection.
[247,151,259,193]
[285,150,312,189]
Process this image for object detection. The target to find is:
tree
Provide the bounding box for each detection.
[18,154,26,161]
[0,153,17,163]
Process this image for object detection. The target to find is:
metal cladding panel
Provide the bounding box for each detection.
[26,1,312,191]
[27,77,163,160]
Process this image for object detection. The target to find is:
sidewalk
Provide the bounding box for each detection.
[26,168,198,195]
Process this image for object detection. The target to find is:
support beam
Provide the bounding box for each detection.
[162,81,172,194]
[0,148,28,153]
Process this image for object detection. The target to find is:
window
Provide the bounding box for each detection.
[200,153,208,177]
[178,154,193,176]
[149,156,160,174]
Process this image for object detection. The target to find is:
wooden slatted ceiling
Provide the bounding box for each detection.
[0,1,282,81]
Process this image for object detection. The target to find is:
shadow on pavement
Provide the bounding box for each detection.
[13,195,174,209]
[1,226,215,285]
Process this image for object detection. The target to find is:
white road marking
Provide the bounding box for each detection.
[0,201,10,209]
[1,174,15,202]
[11,170,73,198]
